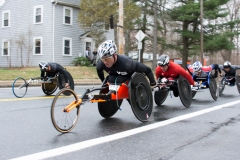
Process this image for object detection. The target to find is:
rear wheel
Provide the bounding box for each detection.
[236,75,240,94]
[51,89,80,133]
[42,83,58,95]
[154,90,169,106]
[12,77,28,98]
[192,91,197,98]
[218,78,225,97]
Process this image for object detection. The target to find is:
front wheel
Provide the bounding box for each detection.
[51,89,80,133]
[12,77,28,98]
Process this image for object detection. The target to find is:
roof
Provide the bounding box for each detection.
[51,0,80,8]
[79,31,91,38]
[0,0,5,7]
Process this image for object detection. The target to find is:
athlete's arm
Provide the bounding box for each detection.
[40,70,44,79]
[128,59,156,85]
[177,66,195,85]
[96,62,105,82]
[55,64,68,81]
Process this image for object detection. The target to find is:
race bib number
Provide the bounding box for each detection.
[109,84,120,91]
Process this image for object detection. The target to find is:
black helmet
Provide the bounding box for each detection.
[158,54,170,66]
[39,61,49,71]
[223,61,231,68]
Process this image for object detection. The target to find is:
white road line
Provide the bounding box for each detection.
[11,100,240,160]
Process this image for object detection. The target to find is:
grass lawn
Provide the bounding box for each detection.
[0,62,154,81]
[0,66,99,81]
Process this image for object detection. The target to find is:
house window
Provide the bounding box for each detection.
[34,5,43,24]
[63,37,72,56]
[33,37,42,55]
[2,10,10,28]
[63,7,72,25]
[2,40,10,56]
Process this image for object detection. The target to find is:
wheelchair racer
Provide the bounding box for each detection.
[187,61,221,88]
[39,62,69,88]
[220,61,240,86]
[96,40,156,87]
[155,55,196,97]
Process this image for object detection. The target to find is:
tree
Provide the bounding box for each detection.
[168,0,235,68]
[15,34,25,68]
[78,0,140,49]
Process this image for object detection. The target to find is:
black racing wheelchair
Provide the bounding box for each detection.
[153,76,192,108]
[218,74,240,97]
[218,64,240,97]
[50,72,153,133]
[12,71,74,98]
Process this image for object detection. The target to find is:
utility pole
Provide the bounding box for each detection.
[200,0,204,64]
[237,18,239,64]
[152,0,158,69]
[118,0,124,54]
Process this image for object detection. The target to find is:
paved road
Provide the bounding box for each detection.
[1,86,240,160]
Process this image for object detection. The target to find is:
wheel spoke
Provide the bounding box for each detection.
[51,89,80,133]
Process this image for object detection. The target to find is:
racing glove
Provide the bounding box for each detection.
[157,77,161,84]
[150,81,156,87]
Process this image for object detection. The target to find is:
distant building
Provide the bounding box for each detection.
[0,0,114,67]
[128,51,160,61]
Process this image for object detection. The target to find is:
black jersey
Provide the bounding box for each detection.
[221,65,240,77]
[96,54,156,85]
[224,67,236,77]
[40,62,68,80]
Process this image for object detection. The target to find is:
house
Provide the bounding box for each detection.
[0,0,114,67]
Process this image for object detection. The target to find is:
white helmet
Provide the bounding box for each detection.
[192,61,202,72]
[39,61,49,71]
[97,40,117,58]
[157,54,170,66]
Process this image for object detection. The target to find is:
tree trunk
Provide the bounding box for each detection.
[182,21,189,69]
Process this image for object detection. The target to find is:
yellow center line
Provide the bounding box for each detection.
[0,94,82,102]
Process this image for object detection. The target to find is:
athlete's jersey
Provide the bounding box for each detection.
[96,54,156,85]
[155,62,194,85]
[219,65,240,77]
[187,64,219,78]
[40,62,68,80]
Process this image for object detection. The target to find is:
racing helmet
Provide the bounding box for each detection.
[157,54,170,66]
[97,40,117,58]
[223,61,231,68]
[39,61,49,71]
[192,61,202,72]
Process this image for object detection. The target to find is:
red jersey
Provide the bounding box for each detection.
[155,62,194,85]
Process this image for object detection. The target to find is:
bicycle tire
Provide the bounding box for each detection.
[51,88,80,133]
[12,77,28,98]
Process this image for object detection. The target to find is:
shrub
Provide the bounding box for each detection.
[72,57,91,66]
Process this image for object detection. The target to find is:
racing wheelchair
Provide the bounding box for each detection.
[218,64,240,97]
[50,72,153,133]
[12,70,74,98]
[186,68,219,101]
[218,74,240,97]
[153,76,192,108]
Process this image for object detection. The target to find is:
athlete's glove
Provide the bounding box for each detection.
[150,81,157,87]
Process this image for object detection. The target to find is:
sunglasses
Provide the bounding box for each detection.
[101,56,113,62]
[159,64,167,67]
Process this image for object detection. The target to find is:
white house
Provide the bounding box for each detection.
[0,0,114,67]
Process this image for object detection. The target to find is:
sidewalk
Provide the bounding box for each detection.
[0,79,102,88]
